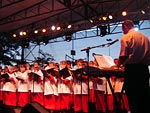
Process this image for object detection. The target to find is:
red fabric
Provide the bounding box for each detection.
[110,76,116,82]
[106,94,114,111]
[69,93,74,106]
[93,78,103,84]
[28,76,32,81]
[18,92,30,107]
[82,95,88,113]
[95,91,106,112]
[73,95,88,112]
[44,94,55,110]
[3,91,16,106]
[0,78,5,83]
[37,78,42,83]
[10,77,16,84]
[121,93,130,111]
[49,76,55,83]
[0,91,3,100]
[89,89,95,102]
[20,79,24,83]
[120,77,124,82]
[74,95,81,112]
[54,95,61,110]
[82,76,88,80]
[31,92,44,106]
[59,94,71,110]
[63,79,70,84]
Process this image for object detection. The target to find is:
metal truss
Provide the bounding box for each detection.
[0,0,150,64]
[0,0,24,8]
[46,20,150,43]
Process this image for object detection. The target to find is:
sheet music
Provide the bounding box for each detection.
[93,54,115,69]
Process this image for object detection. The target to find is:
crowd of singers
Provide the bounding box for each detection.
[0,59,130,113]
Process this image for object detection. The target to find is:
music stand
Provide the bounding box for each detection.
[28,72,41,104]
[81,40,119,113]
[81,45,106,112]
[93,53,124,113]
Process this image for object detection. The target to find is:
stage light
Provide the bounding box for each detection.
[20,32,23,36]
[13,34,17,38]
[34,30,38,34]
[65,32,72,42]
[98,17,102,21]
[141,10,145,14]
[67,25,72,29]
[56,26,61,30]
[19,31,27,36]
[51,25,55,31]
[23,31,27,36]
[122,11,127,16]
[89,19,94,23]
[65,35,71,42]
[42,29,46,33]
[108,15,113,19]
[99,25,107,37]
[102,16,107,21]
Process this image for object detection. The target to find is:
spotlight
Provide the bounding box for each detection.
[13,34,17,38]
[34,30,38,34]
[141,10,145,14]
[67,25,72,29]
[99,25,107,37]
[102,16,107,21]
[42,29,46,33]
[122,11,127,16]
[98,17,102,21]
[56,26,61,30]
[108,15,113,19]
[19,31,27,36]
[20,32,23,36]
[89,19,94,23]
[51,25,56,31]
[65,32,72,42]
[23,31,27,36]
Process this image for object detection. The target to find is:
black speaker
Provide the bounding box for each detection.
[0,104,15,113]
[21,102,49,113]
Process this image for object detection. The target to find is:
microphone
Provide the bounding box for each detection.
[108,39,119,46]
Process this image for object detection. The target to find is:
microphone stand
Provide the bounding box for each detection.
[81,43,107,113]
[81,41,116,113]
[14,71,18,107]
[80,40,115,52]
[81,47,90,113]
[0,75,3,104]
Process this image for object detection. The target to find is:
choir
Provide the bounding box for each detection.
[0,59,130,113]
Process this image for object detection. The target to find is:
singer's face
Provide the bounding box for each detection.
[34,62,39,68]
[9,66,14,73]
[20,66,26,72]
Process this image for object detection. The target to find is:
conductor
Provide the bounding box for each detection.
[118,20,150,113]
